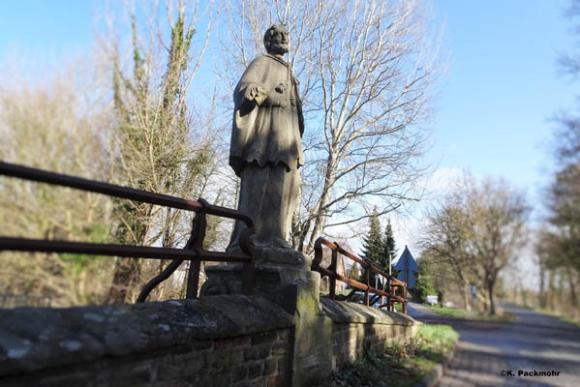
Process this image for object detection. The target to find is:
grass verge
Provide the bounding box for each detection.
[534,307,580,327]
[318,324,458,387]
[425,305,466,318]
[424,305,516,322]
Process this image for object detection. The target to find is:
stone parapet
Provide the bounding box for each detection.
[321,298,418,367]
[0,295,294,386]
[0,279,417,386]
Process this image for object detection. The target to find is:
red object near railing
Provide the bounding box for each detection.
[0,161,256,302]
[312,237,407,313]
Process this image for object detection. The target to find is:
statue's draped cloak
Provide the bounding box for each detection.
[229,54,304,176]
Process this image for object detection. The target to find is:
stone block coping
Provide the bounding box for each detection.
[321,298,416,325]
[0,295,294,377]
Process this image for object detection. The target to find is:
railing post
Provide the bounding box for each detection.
[387,275,392,312]
[329,249,337,300]
[185,208,207,299]
[380,276,384,307]
[1,161,258,304]
[311,237,408,312]
[403,285,407,314]
[364,267,370,306]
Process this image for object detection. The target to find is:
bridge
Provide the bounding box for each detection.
[0,161,413,387]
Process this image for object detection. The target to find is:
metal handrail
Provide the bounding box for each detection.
[312,237,407,313]
[0,161,256,302]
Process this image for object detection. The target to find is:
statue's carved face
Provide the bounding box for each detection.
[266,27,289,56]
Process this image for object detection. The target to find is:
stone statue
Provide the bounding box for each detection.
[228,24,304,250]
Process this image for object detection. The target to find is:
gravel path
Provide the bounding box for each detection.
[407,303,580,386]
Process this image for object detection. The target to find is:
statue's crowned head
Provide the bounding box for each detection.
[264,24,289,56]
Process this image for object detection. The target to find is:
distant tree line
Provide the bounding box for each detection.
[535,0,580,318]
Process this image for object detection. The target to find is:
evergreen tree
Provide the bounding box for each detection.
[359,211,383,288]
[361,210,383,264]
[381,219,398,274]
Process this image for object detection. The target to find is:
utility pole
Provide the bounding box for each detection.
[387,251,392,311]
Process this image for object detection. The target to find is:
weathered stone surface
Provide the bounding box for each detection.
[320,299,418,369]
[0,271,418,387]
[321,297,416,325]
[0,295,293,377]
[228,24,305,250]
[0,297,418,387]
[203,261,316,311]
[248,244,309,266]
[202,258,419,387]
[0,328,293,387]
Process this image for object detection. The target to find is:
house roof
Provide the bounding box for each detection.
[393,245,417,272]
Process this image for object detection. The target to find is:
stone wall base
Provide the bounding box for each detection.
[0,295,417,386]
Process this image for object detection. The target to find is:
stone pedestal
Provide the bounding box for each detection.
[201,248,333,386]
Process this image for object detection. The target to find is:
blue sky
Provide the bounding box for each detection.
[0,0,576,262]
[0,1,93,58]
[1,1,574,187]
[432,0,576,205]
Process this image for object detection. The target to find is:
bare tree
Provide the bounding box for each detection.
[422,187,476,310]
[0,1,226,305]
[104,1,219,303]
[0,66,115,306]
[422,175,528,315]
[466,178,528,315]
[224,0,437,254]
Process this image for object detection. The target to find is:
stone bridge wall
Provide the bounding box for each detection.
[0,295,416,386]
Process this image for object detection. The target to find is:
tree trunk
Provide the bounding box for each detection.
[487,282,496,316]
[539,258,547,308]
[462,281,471,311]
[107,203,151,303]
[566,268,578,307]
[548,270,556,310]
[305,153,336,254]
[108,258,141,303]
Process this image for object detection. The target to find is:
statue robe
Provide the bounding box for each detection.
[228,54,304,248]
[229,54,304,176]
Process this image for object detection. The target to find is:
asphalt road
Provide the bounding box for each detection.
[407,302,580,387]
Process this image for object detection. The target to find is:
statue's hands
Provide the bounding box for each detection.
[265,82,289,107]
[244,83,289,107]
[274,82,287,94]
[245,85,268,106]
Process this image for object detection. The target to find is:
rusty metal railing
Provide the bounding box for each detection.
[312,237,407,313]
[0,161,255,302]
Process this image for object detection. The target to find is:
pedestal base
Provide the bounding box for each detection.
[202,262,316,314]
[201,248,333,386]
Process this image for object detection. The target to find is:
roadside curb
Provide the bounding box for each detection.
[417,342,457,387]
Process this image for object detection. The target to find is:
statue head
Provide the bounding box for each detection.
[263,24,289,56]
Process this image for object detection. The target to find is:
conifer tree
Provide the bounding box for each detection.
[360,210,383,289]
[382,219,398,275]
[361,210,383,264]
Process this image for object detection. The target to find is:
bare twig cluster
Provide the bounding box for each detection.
[224,0,437,254]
